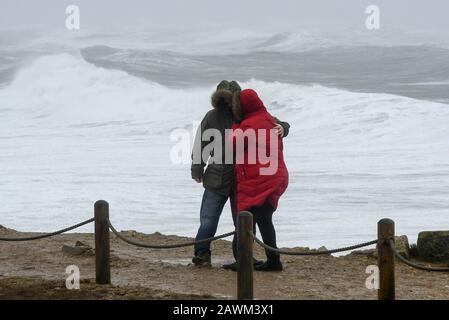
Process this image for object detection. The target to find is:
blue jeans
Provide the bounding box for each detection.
[194,189,231,256]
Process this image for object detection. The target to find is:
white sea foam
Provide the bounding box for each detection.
[1,53,449,249]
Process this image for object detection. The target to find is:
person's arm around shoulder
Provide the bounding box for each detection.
[272,116,290,138]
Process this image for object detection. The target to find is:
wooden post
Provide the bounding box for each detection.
[95,200,111,284]
[237,211,254,300]
[378,218,395,300]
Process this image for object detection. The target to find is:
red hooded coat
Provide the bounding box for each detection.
[231,89,289,213]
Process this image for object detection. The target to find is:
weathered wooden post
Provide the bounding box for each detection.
[95,200,111,284]
[378,218,395,300]
[237,211,254,300]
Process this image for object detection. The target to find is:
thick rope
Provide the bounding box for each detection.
[387,240,449,272]
[107,218,235,249]
[0,218,95,242]
[250,231,377,255]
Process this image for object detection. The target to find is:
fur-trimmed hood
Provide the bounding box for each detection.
[211,89,243,122]
[211,80,242,122]
[211,89,233,109]
[210,80,243,122]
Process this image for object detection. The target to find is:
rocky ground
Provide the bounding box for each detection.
[1,225,449,300]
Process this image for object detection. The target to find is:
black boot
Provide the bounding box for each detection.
[192,252,211,267]
[254,255,283,272]
[223,258,264,272]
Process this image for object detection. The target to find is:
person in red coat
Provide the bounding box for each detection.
[230,89,289,271]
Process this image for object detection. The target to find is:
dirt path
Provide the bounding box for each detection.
[1,226,449,300]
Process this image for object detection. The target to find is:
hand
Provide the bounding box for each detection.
[194,177,203,183]
[274,124,284,137]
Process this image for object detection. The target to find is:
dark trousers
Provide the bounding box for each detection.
[232,202,279,261]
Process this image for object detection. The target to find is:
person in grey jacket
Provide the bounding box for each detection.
[191,80,290,268]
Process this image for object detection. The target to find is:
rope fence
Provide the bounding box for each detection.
[1,201,448,300]
[0,218,94,242]
[108,218,235,249]
[387,239,449,272]
[250,231,377,255]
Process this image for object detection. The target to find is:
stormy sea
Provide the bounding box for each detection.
[1,26,449,249]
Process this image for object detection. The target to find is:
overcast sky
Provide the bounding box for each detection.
[1,0,449,32]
